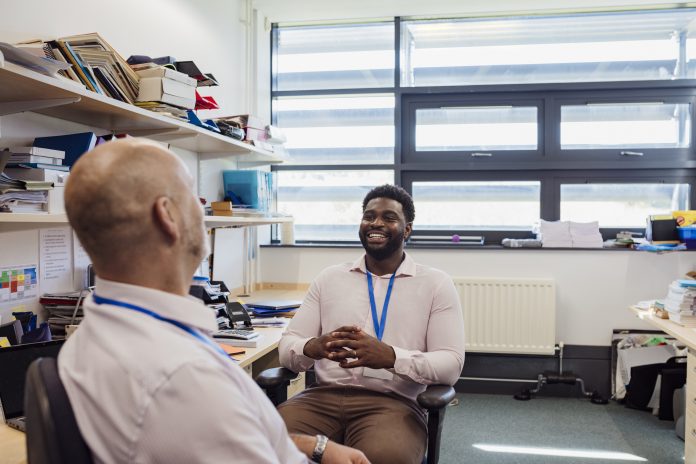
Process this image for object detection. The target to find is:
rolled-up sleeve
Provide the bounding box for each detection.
[278,279,322,372]
[392,276,465,386]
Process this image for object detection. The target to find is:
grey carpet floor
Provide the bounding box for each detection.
[439,393,681,464]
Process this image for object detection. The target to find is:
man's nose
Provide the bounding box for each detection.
[370,216,385,226]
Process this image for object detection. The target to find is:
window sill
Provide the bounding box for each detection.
[261,242,678,251]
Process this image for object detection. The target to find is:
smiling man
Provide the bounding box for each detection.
[278,184,466,464]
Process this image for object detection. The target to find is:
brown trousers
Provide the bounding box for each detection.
[278,386,427,464]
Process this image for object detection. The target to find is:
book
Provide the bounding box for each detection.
[8,147,65,159]
[8,155,62,165]
[33,132,97,166]
[212,334,262,348]
[5,163,70,172]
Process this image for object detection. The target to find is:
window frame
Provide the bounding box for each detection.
[271,12,696,245]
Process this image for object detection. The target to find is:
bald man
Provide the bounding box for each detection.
[58,139,369,464]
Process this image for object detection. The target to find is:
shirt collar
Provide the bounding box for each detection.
[89,277,218,333]
[350,252,416,277]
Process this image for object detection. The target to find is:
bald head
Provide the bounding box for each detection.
[66,139,206,286]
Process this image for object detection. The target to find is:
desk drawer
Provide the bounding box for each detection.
[687,408,696,463]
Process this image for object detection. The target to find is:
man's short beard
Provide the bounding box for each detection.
[359,229,404,261]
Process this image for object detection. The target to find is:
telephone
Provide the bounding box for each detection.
[226,301,253,329]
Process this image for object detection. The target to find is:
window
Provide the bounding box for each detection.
[401,10,696,87]
[273,95,395,165]
[415,106,538,152]
[560,183,690,227]
[412,181,541,231]
[272,9,696,244]
[275,22,394,91]
[277,170,394,241]
[560,102,691,150]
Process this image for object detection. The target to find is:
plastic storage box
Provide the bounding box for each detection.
[677,226,696,249]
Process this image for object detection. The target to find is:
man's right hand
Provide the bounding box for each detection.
[322,441,370,464]
[303,326,361,360]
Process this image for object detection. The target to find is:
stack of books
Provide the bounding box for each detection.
[6,146,65,167]
[662,280,696,327]
[135,66,197,110]
[246,300,301,318]
[37,34,139,103]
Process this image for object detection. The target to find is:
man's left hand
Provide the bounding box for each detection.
[326,326,396,369]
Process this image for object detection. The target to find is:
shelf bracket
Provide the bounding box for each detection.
[0,97,81,116]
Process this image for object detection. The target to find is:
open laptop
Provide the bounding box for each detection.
[0,340,63,432]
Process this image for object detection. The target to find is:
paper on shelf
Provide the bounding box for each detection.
[0,42,71,76]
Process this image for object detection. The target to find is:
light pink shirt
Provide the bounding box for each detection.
[59,278,307,464]
[279,253,465,403]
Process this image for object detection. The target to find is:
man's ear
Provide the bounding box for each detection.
[153,196,180,243]
[404,221,413,241]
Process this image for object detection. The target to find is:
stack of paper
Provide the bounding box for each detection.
[569,221,604,248]
[40,291,86,336]
[535,220,605,248]
[536,220,572,248]
[662,280,696,327]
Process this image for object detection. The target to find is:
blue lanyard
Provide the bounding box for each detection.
[366,271,397,341]
[92,293,232,360]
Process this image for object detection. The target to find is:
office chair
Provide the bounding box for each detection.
[256,367,455,464]
[24,357,93,464]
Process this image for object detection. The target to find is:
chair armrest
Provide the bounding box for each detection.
[417,385,456,412]
[255,367,299,406]
[418,385,456,464]
[255,367,299,389]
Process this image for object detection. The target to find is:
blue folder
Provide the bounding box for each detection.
[33,132,97,166]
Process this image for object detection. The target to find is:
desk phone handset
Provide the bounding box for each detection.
[226,301,253,329]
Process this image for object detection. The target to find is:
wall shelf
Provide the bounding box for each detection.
[0,213,68,223]
[0,61,286,163]
[0,213,291,228]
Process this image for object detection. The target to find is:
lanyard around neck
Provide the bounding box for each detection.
[91,293,232,360]
[366,270,397,341]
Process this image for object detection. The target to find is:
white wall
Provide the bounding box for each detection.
[259,246,696,346]
[252,0,683,23]
[0,0,252,322]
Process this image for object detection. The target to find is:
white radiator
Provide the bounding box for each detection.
[454,278,556,355]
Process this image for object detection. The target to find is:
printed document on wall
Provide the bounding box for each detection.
[40,227,73,293]
[73,231,91,289]
[0,264,38,302]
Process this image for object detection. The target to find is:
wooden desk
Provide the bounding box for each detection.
[630,306,696,463]
[0,424,25,464]
[0,288,307,464]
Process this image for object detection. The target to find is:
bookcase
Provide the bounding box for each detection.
[0,59,290,227]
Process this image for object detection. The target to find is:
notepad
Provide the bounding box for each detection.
[217,343,246,357]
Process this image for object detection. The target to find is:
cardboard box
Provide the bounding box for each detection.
[137,77,195,109]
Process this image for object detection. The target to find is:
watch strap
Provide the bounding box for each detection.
[311,434,328,463]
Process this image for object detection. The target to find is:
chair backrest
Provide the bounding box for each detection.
[24,357,93,464]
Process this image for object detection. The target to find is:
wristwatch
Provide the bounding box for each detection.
[311,434,328,463]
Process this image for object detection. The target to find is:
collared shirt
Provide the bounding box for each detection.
[58,278,307,464]
[279,253,465,403]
